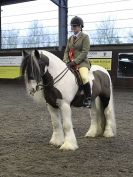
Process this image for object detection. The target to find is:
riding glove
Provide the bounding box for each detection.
[67,61,76,68]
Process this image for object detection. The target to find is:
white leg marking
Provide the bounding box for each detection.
[59,101,78,150]
[85,97,104,137]
[47,104,64,146]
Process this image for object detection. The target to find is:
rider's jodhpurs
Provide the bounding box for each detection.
[79,67,89,84]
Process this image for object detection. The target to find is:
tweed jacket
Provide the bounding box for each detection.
[63,32,91,68]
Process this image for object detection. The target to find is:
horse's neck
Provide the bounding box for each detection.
[43,51,66,78]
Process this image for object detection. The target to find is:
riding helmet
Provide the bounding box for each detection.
[70,16,84,28]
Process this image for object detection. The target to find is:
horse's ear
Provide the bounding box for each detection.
[34,50,40,60]
[22,50,29,58]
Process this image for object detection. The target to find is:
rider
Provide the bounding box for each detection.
[63,16,92,108]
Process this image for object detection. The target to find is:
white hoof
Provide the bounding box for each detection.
[85,128,103,137]
[49,133,64,146]
[60,141,78,151]
[50,138,64,147]
[103,129,116,137]
[85,130,97,137]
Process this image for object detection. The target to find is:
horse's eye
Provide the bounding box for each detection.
[39,60,44,67]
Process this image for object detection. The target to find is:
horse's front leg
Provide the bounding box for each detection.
[59,101,78,150]
[47,104,64,147]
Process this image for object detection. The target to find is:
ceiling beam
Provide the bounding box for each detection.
[51,0,68,50]
[0,0,36,6]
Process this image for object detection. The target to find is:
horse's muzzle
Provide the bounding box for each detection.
[29,88,36,95]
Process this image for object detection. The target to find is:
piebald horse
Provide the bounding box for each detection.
[21,50,116,150]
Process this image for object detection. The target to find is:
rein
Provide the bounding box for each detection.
[25,53,69,94]
[35,66,69,91]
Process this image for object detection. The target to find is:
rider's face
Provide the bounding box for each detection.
[71,25,81,34]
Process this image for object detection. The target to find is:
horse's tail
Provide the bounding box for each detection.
[105,73,117,136]
[109,74,115,116]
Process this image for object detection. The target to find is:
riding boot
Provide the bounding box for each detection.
[83,82,92,108]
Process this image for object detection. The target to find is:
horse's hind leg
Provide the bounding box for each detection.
[103,92,116,137]
[59,101,78,150]
[85,97,105,137]
[47,104,64,146]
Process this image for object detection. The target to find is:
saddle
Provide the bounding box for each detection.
[70,67,83,87]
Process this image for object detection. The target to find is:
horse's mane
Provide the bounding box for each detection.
[38,50,67,76]
[40,50,66,66]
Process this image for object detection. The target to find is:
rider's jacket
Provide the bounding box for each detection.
[63,32,91,69]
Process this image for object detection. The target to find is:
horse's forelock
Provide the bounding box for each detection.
[21,51,41,82]
[21,54,29,75]
[30,53,42,82]
[31,52,40,72]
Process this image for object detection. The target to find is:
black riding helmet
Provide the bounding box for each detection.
[70,16,84,28]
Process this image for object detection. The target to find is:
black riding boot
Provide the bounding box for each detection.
[83,82,92,108]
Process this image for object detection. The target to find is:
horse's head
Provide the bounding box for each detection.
[21,50,39,82]
[21,50,39,95]
[21,50,49,83]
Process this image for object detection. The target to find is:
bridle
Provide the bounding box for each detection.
[36,66,69,91]
[27,53,69,94]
